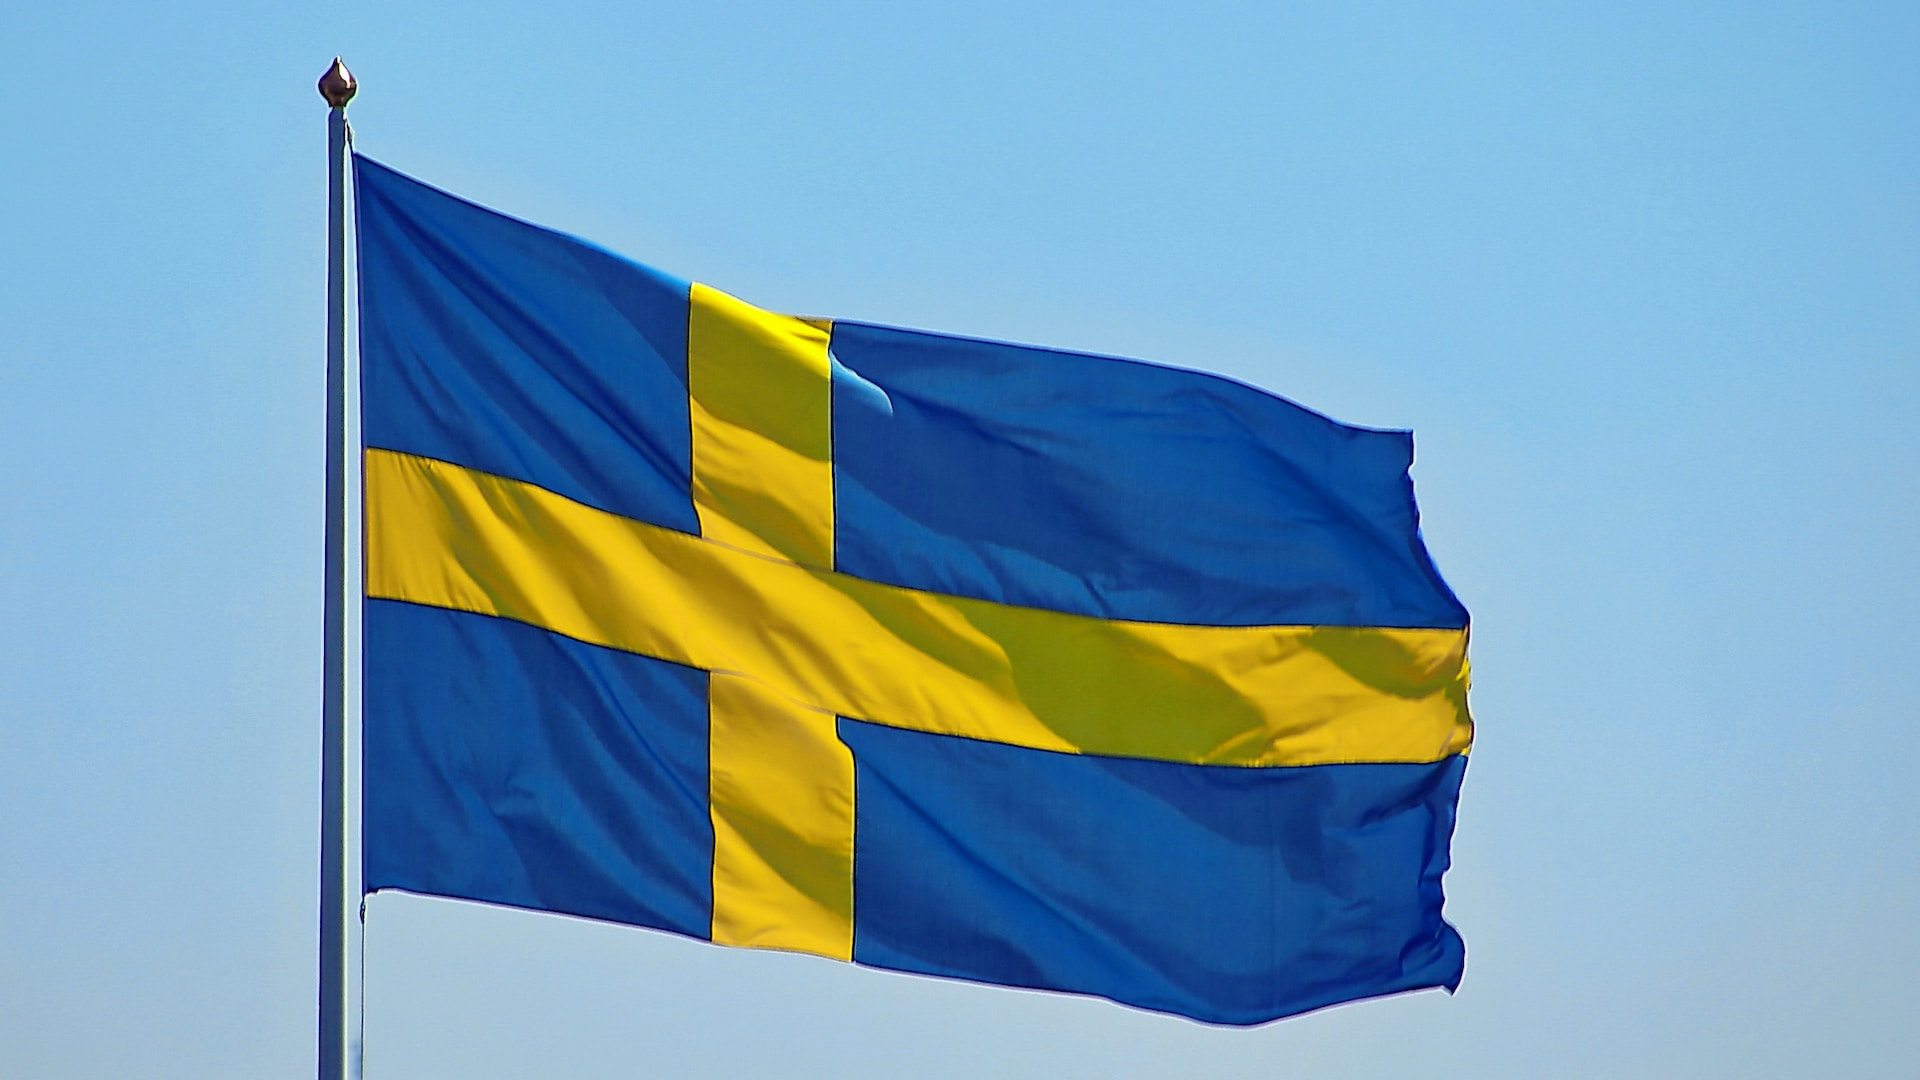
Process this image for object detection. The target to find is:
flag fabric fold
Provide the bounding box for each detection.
[354,154,1472,1025]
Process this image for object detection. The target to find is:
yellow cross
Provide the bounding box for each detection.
[365,285,1473,964]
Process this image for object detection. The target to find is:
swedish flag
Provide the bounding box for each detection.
[355,155,1472,1025]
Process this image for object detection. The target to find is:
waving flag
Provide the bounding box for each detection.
[353,155,1472,1025]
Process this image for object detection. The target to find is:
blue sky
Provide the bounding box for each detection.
[4,2,1916,1076]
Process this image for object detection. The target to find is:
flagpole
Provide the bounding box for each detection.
[318,57,361,1080]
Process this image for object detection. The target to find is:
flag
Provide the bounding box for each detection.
[353,155,1473,1025]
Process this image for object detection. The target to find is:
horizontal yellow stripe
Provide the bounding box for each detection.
[365,448,1472,767]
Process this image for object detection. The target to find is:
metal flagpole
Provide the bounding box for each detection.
[318,56,362,1080]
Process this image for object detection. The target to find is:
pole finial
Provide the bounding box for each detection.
[319,57,357,109]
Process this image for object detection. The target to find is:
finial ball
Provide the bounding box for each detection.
[319,58,357,108]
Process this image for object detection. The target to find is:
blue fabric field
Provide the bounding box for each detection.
[355,153,1471,1025]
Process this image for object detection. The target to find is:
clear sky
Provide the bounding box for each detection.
[4,2,1916,1076]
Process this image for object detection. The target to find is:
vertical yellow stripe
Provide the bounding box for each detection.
[708,673,855,960]
[687,283,835,567]
[690,285,850,959]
